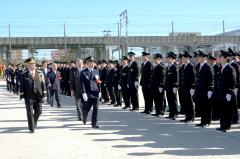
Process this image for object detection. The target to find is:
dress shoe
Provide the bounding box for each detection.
[141,111,147,114]
[122,106,130,109]
[83,118,87,125]
[232,121,238,124]
[201,124,210,128]
[130,108,139,111]
[165,116,173,119]
[216,127,229,132]
[151,113,160,117]
[196,123,203,127]
[92,125,100,129]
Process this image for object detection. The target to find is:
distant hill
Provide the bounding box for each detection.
[216,29,240,36]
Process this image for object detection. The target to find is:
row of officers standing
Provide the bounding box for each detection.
[99,48,240,133]
[6,47,240,133]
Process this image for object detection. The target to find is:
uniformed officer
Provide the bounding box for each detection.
[100,60,110,104]
[179,51,196,122]
[140,52,153,114]
[217,50,237,132]
[194,51,214,127]
[178,53,185,115]
[228,48,239,124]
[150,53,166,117]
[106,60,116,105]
[207,55,221,121]
[165,52,179,120]
[127,52,140,111]
[121,56,131,109]
[20,58,47,133]
[113,60,122,107]
[80,56,101,128]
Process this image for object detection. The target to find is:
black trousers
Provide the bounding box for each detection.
[211,90,220,120]
[142,87,153,112]
[25,100,42,132]
[129,87,139,109]
[50,90,61,107]
[83,98,99,125]
[75,96,83,120]
[101,83,109,102]
[182,88,195,120]
[153,89,165,114]
[114,86,122,105]
[107,84,116,103]
[220,94,235,129]
[178,86,185,114]
[195,91,211,125]
[166,86,178,117]
[121,85,130,107]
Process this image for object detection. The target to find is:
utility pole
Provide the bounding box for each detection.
[8,24,11,62]
[118,22,121,60]
[222,20,226,50]
[171,21,175,52]
[103,30,111,59]
[119,10,128,56]
[64,23,67,56]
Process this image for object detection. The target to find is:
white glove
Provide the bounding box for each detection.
[159,87,163,93]
[95,75,99,80]
[190,89,195,96]
[44,97,47,102]
[83,93,88,102]
[20,98,24,102]
[234,88,238,95]
[173,87,178,94]
[226,94,231,102]
[99,92,101,98]
[207,91,213,99]
[134,81,139,88]
[118,84,121,90]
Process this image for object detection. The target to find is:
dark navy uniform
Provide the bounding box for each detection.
[127,60,139,110]
[100,63,109,103]
[150,60,166,116]
[80,66,101,128]
[120,63,130,109]
[113,64,122,106]
[140,60,153,113]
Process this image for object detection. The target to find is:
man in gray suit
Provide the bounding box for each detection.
[70,59,84,121]
[48,63,62,108]
[42,61,51,104]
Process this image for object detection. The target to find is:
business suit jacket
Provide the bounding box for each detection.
[70,67,83,98]
[20,69,47,102]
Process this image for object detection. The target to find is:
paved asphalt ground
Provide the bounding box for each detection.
[0,80,240,159]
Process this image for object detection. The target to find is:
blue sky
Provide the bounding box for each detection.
[0,0,240,37]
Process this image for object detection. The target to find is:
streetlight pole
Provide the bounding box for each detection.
[8,24,12,62]
[222,20,226,50]
[119,10,128,56]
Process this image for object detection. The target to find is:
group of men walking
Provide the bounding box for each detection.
[5,47,240,133]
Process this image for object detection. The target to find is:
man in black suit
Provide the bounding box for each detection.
[20,58,47,133]
[194,51,214,127]
[80,56,101,128]
[217,50,237,132]
[121,56,131,109]
[150,53,166,117]
[48,63,62,108]
[140,52,153,114]
[178,53,185,115]
[179,51,196,122]
[127,52,140,111]
[165,52,179,120]
[70,59,84,120]
[113,60,122,107]
[100,60,109,103]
